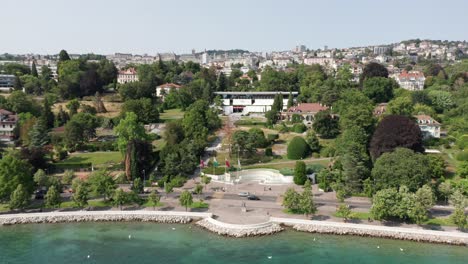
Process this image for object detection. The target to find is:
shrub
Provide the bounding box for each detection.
[320,146,336,158]
[265,147,273,156]
[312,153,320,158]
[267,133,279,143]
[456,152,468,161]
[456,135,468,150]
[293,123,307,133]
[287,137,310,160]
[170,175,187,187]
[294,161,307,185]
[291,114,302,124]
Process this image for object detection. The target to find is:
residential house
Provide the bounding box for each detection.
[0,109,18,142]
[156,83,182,99]
[373,103,387,117]
[394,70,425,91]
[282,103,329,126]
[415,115,441,138]
[117,68,138,84]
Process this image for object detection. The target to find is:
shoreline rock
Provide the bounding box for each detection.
[0,211,211,226]
[1,212,466,246]
[196,218,283,237]
[270,217,468,246]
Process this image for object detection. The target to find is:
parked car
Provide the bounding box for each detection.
[238,191,250,197]
[247,195,260,200]
[34,189,47,200]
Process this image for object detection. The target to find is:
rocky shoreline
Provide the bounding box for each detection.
[270,217,468,246]
[1,212,467,246]
[0,211,211,226]
[196,218,283,237]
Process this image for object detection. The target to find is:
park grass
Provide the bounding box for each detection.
[142,201,164,208]
[244,158,330,170]
[60,200,111,209]
[60,151,122,166]
[190,201,209,209]
[153,139,166,150]
[0,203,9,212]
[423,217,456,227]
[160,108,184,122]
[52,101,123,118]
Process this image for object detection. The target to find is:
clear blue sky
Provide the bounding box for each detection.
[3,0,467,54]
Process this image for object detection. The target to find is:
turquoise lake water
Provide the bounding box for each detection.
[0,222,466,264]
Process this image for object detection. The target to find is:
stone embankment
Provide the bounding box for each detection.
[270,217,468,246]
[196,217,283,237]
[0,211,212,225]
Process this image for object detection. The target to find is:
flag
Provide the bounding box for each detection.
[200,159,205,169]
[225,159,230,168]
[213,157,219,167]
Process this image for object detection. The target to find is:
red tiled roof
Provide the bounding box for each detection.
[118,68,137,75]
[158,83,181,89]
[0,109,14,115]
[398,70,424,79]
[415,114,440,126]
[287,103,328,113]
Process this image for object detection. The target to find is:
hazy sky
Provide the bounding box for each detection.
[2,0,467,55]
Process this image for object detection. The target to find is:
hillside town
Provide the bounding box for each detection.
[0,38,467,243]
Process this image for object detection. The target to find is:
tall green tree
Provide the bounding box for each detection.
[29,119,50,147]
[386,96,414,116]
[0,151,33,201]
[362,77,395,103]
[299,180,317,217]
[31,61,38,77]
[45,185,61,208]
[312,110,340,139]
[294,161,307,185]
[216,72,228,91]
[114,112,149,154]
[282,188,301,212]
[287,92,294,108]
[305,130,321,153]
[72,181,89,208]
[372,148,432,192]
[121,98,159,124]
[58,50,71,62]
[88,170,116,200]
[9,184,30,210]
[179,190,193,211]
[64,112,99,149]
[148,190,161,209]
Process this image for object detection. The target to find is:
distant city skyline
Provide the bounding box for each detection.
[2,0,468,55]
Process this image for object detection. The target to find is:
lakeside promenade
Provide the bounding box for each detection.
[1,210,467,245]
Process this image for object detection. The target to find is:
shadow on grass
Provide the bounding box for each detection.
[159,206,175,211]
[311,215,330,221]
[420,224,443,231]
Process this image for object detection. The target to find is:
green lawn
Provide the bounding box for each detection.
[60,200,111,208]
[61,151,122,166]
[423,217,456,227]
[0,203,9,212]
[160,109,184,122]
[190,201,209,208]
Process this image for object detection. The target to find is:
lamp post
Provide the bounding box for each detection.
[143,169,146,188]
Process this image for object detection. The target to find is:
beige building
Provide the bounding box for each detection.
[117,68,138,84]
[0,109,18,142]
[415,115,441,138]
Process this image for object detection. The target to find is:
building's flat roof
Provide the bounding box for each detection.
[214,91,298,95]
